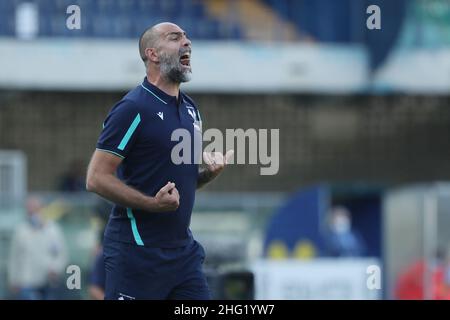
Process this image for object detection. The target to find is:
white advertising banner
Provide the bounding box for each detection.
[251,258,382,300]
[374,48,450,94]
[0,38,368,93]
[1,38,449,93]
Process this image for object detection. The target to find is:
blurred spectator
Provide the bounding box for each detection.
[8,196,68,300]
[395,249,450,300]
[324,206,366,257]
[88,198,111,300]
[88,244,105,300]
[58,159,86,192]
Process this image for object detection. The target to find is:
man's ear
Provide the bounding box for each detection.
[146,48,159,63]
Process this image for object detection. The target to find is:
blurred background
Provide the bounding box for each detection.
[1,0,450,300]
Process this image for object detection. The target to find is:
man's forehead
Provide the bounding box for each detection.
[156,23,185,36]
[164,30,186,37]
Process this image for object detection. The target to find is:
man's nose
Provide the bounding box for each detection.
[183,37,191,47]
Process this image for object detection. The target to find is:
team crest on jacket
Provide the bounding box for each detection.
[186,105,197,121]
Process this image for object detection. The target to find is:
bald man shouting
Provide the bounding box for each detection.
[86,22,231,300]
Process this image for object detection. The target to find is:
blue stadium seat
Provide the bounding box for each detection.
[193,18,220,40]
[135,0,160,14]
[264,0,358,43]
[0,15,15,36]
[116,0,136,14]
[111,14,134,38]
[218,22,242,40]
[94,0,120,15]
[35,0,56,14]
[0,0,243,40]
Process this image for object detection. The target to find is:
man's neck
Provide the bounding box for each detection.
[147,74,180,99]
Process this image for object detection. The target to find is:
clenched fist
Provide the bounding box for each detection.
[153,181,180,212]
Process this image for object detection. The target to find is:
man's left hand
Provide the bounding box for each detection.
[202,150,234,179]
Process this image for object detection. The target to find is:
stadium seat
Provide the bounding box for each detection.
[0,0,243,40]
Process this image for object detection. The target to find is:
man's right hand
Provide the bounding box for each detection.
[87,150,180,213]
[152,181,180,212]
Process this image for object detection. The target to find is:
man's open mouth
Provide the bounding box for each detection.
[180,52,191,67]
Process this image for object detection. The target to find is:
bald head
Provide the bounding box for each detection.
[139,25,160,64]
[139,22,184,66]
[139,22,192,83]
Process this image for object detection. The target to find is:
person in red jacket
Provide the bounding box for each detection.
[395,250,450,300]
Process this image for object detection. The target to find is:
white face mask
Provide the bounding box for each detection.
[28,213,43,229]
[333,216,350,234]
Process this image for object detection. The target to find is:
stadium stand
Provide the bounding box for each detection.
[203,0,300,41]
[0,0,411,69]
[0,0,243,39]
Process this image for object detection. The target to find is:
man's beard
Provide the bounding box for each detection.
[159,50,191,84]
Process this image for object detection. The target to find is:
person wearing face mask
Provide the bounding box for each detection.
[7,196,68,299]
[324,206,366,257]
